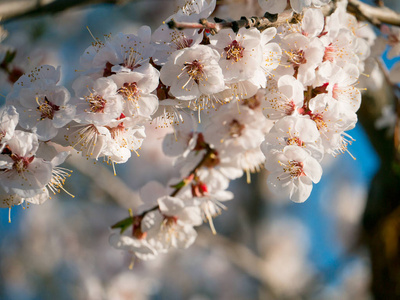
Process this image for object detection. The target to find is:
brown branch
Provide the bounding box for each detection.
[66,152,141,209]
[347,0,400,27]
[0,0,127,22]
[196,227,280,299]
[111,143,217,231]
[167,10,299,34]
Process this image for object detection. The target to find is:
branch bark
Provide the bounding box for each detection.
[66,152,141,209]
[167,10,299,34]
[347,0,400,26]
[0,0,124,22]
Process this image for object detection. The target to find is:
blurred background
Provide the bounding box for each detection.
[0,0,399,299]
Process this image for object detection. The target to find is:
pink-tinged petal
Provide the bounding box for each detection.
[290,176,313,203]
[267,171,293,196]
[158,196,185,216]
[237,28,261,49]
[261,27,277,44]
[278,75,304,105]
[170,75,201,100]
[109,233,157,260]
[7,131,39,157]
[141,210,163,236]
[303,156,322,183]
[137,94,159,117]
[283,145,309,162]
[172,224,197,249]
[0,154,14,169]
[0,192,23,208]
[209,28,235,49]
[302,8,324,37]
[25,190,49,205]
[110,72,145,89]
[177,206,202,226]
[35,119,58,141]
[50,86,71,106]
[52,104,75,128]
[0,158,52,196]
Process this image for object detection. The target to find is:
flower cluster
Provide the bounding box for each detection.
[0,66,74,212]
[0,0,378,260]
[107,0,372,260]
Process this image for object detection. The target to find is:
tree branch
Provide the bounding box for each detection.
[167,10,299,34]
[196,227,280,299]
[0,0,125,22]
[347,0,400,27]
[66,152,141,209]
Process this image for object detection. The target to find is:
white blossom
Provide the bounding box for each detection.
[265,145,322,202]
[160,45,226,100]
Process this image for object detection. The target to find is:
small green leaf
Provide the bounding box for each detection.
[170,180,185,189]
[111,216,133,234]
[3,50,17,65]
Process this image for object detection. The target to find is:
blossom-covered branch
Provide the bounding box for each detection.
[167,9,299,33]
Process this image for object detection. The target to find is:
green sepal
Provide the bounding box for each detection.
[2,50,16,65]
[111,216,133,234]
[170,180,185,190]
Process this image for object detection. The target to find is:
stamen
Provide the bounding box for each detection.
[224,40,245,62]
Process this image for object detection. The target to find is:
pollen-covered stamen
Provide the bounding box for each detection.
[162,215,178,228]
[180,0,201,16]
[1,194,19,208]
[90,36,105,52]
[266,93,297,116]
[107,121,125,141]
[285,100,296,115]
[243,95,261,110]
[310,113,327,131]
[171,31,193,50]
[68,124,101,158]
[224,40,245,62]
[286,137,305,147]
[118,82,139,102]
[323,44,337,62]
[229,119,245,137]
[285,49,307,66]
[279,160,306,179]
[37,96,60,120]
[47,166,74,198]
[123,48,143,71]
[182,60,204,85]
[85,94,107,113]
[11,154,34,173]
[331,133,356,159]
